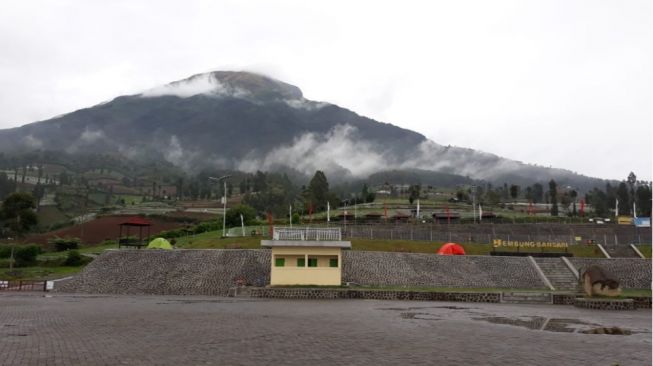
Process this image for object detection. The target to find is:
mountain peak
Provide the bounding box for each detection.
[141,70,303,101]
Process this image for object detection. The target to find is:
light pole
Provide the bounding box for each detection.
[209,175,231,238]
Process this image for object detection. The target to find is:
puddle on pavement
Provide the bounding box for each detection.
[401,312,442,321]
[157,299,264,305]
[380,305,472,311]
[471,316,633,335]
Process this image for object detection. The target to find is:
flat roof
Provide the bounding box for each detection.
[261,240,351,249]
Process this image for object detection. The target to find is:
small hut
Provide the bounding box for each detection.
[118,216,152,249]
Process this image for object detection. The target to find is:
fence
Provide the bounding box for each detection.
[308,223,651,246]
[273,227,342,241]
[0,280,47,292]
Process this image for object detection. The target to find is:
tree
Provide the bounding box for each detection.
[548,179,558,216]
[509,185,520,200]
[586,188,609,217]
[635,184,652,217]
[225,204,257,228]
[307,171,329,210]
[616,182,630,215]
[0,192,38,238]
[532,183,544,203]
[627,172,637,211]
[408,185,421,204]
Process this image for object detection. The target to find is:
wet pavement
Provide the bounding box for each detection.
[0,292,651,365]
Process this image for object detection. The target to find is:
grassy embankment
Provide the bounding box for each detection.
[172,230,603,257]
[635,245,651,258]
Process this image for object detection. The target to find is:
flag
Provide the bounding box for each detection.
[327,201,330,222]
[266,212,273,237]
[579,199,585,217]
[633,202,637,218]
[416,199,420,219]
[240,214,245,236]
[615,199,619,217]
[479,204,483,222]
[308,202,314,223]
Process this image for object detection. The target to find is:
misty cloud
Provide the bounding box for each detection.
[23,134,43,148]
[79,128,105,143]
[238,124,387,178]
[140,73,251,99]
[284,98,328,111]
[236,124,533,181]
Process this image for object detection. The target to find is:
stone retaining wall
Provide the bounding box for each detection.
[567,258,651,289]
[55,249,270,295]
[343,251,545,289]
[574,298,636,311]
[56,249,650,296]
[248,288,501,302]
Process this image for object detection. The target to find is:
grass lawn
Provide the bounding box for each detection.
[635,245,651,258]
[621,289,652,297]
[171,230,604,257]
[0,266,84,280]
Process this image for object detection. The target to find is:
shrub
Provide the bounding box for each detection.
[64,250,83,266]
[0,245,11,259]
[14,245,41,267]
[49,237,80,252]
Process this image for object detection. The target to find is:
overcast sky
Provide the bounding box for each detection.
[0,0,650,181]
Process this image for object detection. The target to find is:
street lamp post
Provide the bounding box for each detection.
[209,175,231,238]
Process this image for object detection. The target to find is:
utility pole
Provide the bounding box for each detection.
[471,185,477,224]
[209,175,231,238]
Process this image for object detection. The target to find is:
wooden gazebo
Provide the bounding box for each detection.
[118,216,152,249]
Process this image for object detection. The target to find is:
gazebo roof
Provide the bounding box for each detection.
[119,217,152,227]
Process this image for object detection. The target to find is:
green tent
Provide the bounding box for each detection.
[147,237,173,250]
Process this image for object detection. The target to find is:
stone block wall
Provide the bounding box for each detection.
[342,251,545,289]
[248,288,501,302]
[56,249,270,295]
[568,258,651,289]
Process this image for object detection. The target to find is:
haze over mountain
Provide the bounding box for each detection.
[0,71,609,190]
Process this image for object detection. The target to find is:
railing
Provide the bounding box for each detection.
[273,227,342,241]
[0,280,47,292]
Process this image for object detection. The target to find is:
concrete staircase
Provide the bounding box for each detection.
[603,245,639,258]
[501,291,552,304]
[533,258,579,292]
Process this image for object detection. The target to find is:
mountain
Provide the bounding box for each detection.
[0,71,610,190]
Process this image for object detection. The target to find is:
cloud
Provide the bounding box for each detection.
[236,124,534,182]
[140,73,250,99]
[238,124,387,178]
[79,128,105,143]
[284,98,328,111]
[23,134,43,148]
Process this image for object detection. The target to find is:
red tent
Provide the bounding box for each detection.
[437,243,466,255]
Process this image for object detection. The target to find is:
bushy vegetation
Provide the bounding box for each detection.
[48,237,80,252]
[64,250,83,266]
[0,244,42,267]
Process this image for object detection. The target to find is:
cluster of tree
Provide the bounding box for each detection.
[585,172,651,217]
[0,192,38,239]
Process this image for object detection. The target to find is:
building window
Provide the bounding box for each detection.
[275,258,285,267]
[308,258,318,267]
[329,258,338,268]
[297,258,305,267]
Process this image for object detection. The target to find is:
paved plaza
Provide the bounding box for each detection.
[0,293,651,365]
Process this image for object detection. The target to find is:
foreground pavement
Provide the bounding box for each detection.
[0,293,650,365]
